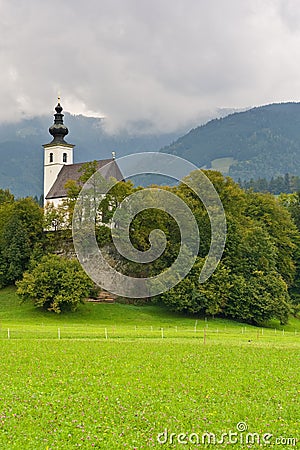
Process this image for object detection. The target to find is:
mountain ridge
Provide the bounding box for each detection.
[2,102,300,198]
[161,102,300,181]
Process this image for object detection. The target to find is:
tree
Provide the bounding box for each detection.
[279,192,300,230]
[0,215,31,285]
[0,197,44,287]
[224,271,290,325]
[160,170,295,325]
[63,161,100,227]
[0,188,14,205]
[245,191,298,286]
[16,255,94,313]
[278,192,300,314]
[161,259,232,316]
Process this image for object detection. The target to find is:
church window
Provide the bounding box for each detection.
[49,153,53,163]
[63,153,67,163]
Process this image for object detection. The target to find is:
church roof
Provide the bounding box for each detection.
[46,159,123,200]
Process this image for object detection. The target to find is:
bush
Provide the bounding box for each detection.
[16,255,94,313]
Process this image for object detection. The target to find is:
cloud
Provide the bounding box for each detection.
[1,0,300,132]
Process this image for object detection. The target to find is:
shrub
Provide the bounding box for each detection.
[16,255,94,313]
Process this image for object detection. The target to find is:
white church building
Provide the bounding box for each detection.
[43,100,122,207]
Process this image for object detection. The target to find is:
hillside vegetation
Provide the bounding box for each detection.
[22,166,300,325]
[161,102,300,181]
[2,160,300,326]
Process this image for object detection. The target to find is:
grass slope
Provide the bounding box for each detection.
[0,288,299,449]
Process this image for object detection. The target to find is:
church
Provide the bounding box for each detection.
[43,100,123,207]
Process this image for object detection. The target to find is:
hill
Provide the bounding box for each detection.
[161,102,300,181]
[0,113,184,198]
[1,286,299,333]
[3,102,300,197]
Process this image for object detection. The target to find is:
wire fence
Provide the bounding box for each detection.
[0,323,299,343]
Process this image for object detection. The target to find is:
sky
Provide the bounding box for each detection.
[1,0,300,133]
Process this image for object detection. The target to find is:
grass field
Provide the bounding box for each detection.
[0,287,299,449]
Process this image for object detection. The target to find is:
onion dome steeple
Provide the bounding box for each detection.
[48,98,69,144]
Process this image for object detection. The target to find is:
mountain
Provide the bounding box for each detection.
[3,102,300,198]
[0,113,185,198]
[161,102,300,181]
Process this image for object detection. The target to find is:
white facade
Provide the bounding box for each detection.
[43,143,74,206]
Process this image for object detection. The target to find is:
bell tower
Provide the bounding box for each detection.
[43,99,75,205]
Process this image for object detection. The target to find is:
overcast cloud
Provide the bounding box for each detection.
[1,0,300,133]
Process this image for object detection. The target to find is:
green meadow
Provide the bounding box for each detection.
[0,287,299,449]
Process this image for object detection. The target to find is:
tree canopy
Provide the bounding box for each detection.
[160,171,298,325]
[16,254,94,313]
[11,166,300,324]
[0,195,44,287]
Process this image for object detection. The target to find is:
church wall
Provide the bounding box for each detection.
[43,145,73,205]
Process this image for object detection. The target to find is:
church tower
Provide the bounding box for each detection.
[43,99,75,205]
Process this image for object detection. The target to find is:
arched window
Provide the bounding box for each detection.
[63,153,67,163]
[49,153,53,163]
